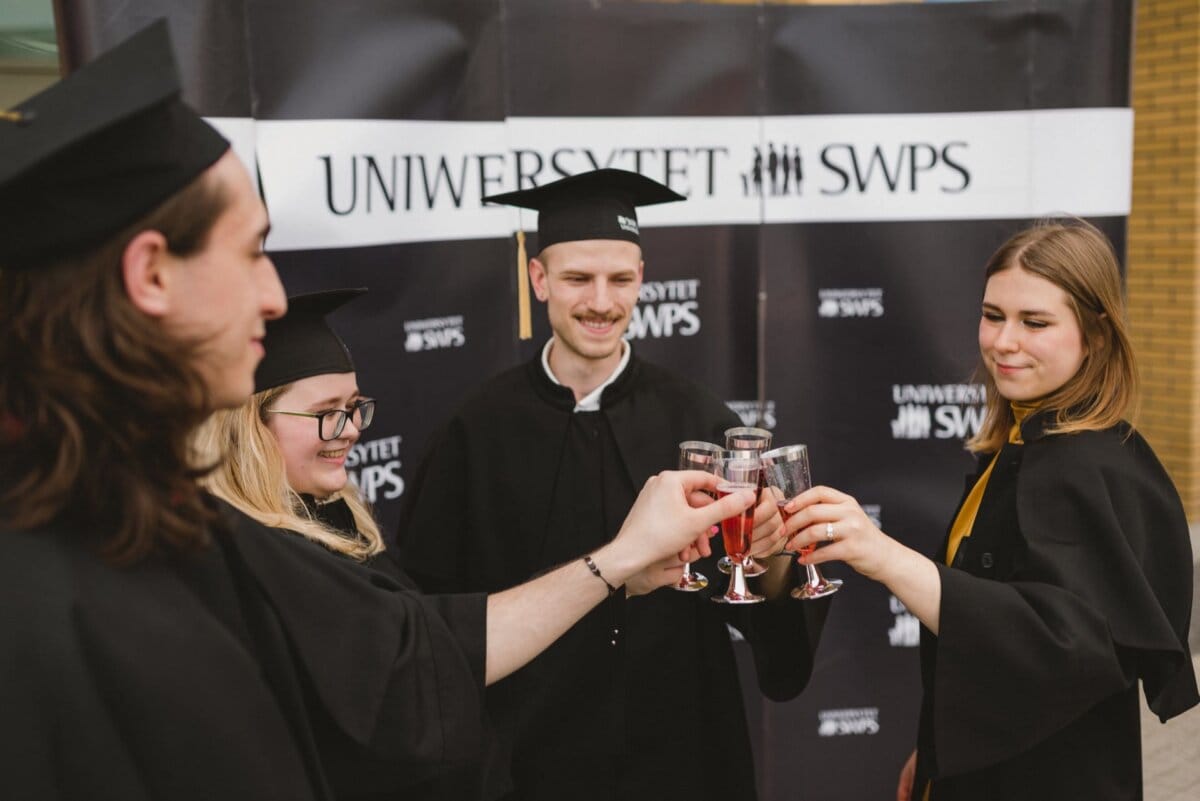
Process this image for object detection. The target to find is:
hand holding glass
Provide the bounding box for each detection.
[720,428,772,579]
[712,456,765,604]
[673,441,723,591]
[760,444,842,600]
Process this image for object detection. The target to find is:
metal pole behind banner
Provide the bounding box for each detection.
[755,2,769,425]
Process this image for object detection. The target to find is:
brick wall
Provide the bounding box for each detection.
[1129,0,1200,517]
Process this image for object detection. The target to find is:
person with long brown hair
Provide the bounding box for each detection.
[780,219,1198,800]
[0,22,753,801]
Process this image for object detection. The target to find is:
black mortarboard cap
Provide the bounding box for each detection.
[0,20,229,267]
[483,168,684,254]
[483,169,683,339]
[255,289,367,393]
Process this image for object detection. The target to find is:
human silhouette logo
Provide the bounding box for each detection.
[742,142,802,197]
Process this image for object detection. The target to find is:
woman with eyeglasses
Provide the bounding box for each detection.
[197,289,503,799]
[198,288,701,800]
[196,289,397,576]
[207,289,510,800]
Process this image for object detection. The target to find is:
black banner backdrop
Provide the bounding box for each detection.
[59,2,1132,798]
[757,5,1129,798]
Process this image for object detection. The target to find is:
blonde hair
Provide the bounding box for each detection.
[967,218,1138,453]
[194,384,384,560]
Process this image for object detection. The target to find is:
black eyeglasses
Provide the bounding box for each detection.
[265,398,376,441]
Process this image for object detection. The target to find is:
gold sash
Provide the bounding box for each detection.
[922,402,1035,800]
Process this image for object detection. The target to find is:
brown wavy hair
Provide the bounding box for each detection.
[968,218,1138,453]
[0,170,230,562]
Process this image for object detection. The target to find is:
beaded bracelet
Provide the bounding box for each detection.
[582,554,617,596]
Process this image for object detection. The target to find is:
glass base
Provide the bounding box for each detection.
[713,563,765,604]
[791,577,842,600]
[672,571,709,592]
[712,590,765,604]
[717,556,768,576]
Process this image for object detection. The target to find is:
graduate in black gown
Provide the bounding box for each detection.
[396,169,829,801]
[782,219,1199,801]
[197,290,398,577]
[0,25,756,801]
[198,288,507,799]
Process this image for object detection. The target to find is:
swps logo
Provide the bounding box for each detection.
[818,288,884,318]
[346,435,404,502]
[403,315,465,352]
[252,110,1131,253]
[626,279,701,340]
[891,384,986,440]
[726,400,776,430]
[888,595,920,648]
[817,708,880,737]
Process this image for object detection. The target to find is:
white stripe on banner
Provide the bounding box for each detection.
[228,110,1132,252]
[206,117,258,180]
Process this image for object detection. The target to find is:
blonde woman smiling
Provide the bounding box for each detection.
[197,289,388,570]
[195,288,731,801]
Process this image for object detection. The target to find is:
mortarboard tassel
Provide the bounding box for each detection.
[0,109,34,126]
[516,229,532,340]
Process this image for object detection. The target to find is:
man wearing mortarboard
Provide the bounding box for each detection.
[396,169,828,801]
[0,25,746,801]
[0,20,492,799]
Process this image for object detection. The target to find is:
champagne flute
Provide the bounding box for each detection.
[714,448,768,577]
[760,444,842,600]
[711,456,764,604]
[722,424,773,578]
[673,440,723,592]
[725,426,772,452]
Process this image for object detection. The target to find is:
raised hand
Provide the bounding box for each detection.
[612,469,756,570]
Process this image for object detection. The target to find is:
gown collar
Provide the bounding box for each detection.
[1008,401,1038,445]
[527,339,639,412]
[299,493,358,535]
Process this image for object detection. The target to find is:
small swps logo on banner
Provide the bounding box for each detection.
[726,400,777,430]
[818,288,884,318]
[403,315,466,352]
[891,384,985,440]
[346,435,405,502]
[818,708,880,737]
[888,595,920,648]
[626,278,701,340]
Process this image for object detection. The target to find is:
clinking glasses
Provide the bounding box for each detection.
[265,398,375,441]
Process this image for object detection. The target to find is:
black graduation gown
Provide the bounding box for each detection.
[297,495,512,801]
[395,351,828,801]
[0,497,488,801]
[299,493,411,587]
[915,411,1199,800]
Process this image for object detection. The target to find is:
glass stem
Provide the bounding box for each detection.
[730,562,750,597]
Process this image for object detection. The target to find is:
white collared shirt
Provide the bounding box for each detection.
[541,338,631,413]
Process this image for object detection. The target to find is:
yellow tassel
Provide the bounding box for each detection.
[0,109,33,125]
[516,229,532,340]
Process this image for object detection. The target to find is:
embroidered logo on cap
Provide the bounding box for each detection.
[616,214,639,235]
